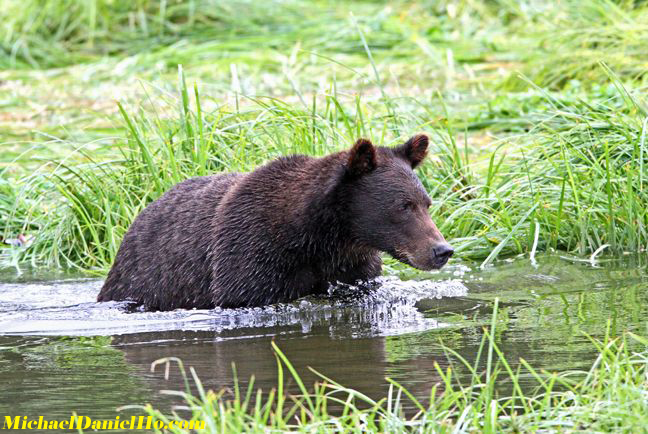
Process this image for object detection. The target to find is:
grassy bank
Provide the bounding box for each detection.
[128,307,648,433]
[2,69,648,270]
[2,0,648,269]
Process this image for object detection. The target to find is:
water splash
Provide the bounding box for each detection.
[0,276,468,337]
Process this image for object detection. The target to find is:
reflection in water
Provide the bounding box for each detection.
[115,330,396,403]
[0,335,151,427]
[1,255,647,432]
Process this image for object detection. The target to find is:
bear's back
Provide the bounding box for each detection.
[98,173,244,310]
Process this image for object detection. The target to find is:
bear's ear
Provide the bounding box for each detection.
[347,138,377,178]
[395,134,429,169]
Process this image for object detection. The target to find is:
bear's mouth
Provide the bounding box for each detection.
[389,248,449,271]
[389,248,417,268]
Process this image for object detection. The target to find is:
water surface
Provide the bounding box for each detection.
[1,255,647,431]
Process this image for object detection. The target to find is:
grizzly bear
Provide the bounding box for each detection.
[97,134,453,310]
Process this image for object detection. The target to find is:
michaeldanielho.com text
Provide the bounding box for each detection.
[3,415,205,431]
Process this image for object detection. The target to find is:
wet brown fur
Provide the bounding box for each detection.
[97,135,452,310]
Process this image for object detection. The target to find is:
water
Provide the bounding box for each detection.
[1,254,647,431]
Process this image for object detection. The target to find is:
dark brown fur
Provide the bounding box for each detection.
[97,135,453,310]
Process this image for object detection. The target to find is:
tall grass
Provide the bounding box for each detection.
[122,304,648,432]
[6,0,647,89]
[509,74,648,255]
[422,0,648,89]
[1,0,307,67]
[3,0,648,269]
[3,65,648,270]
[0,0,405,70]
[510,0,648,89]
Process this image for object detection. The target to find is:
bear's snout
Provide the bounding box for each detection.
[404,241,454,271]
[431,243,454,269]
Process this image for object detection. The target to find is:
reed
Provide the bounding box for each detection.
[121,306,648,433]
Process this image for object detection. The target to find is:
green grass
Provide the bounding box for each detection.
[2,1,648,268]
[120,304,648,433]
[0,0,648,273]
[3,65,648,269]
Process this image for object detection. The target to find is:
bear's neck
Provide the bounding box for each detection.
[241,152,377,265]
[294,153,376,264]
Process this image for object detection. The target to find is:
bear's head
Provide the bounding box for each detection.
[344,134,453,270]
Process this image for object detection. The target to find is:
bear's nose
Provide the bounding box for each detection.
[433,243,454,260]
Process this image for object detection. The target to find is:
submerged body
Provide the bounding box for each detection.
[98,135,453,310]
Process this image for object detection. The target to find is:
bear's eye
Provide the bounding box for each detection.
[401,201,414,211]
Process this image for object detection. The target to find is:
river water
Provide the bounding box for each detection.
[1,254,647,431]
